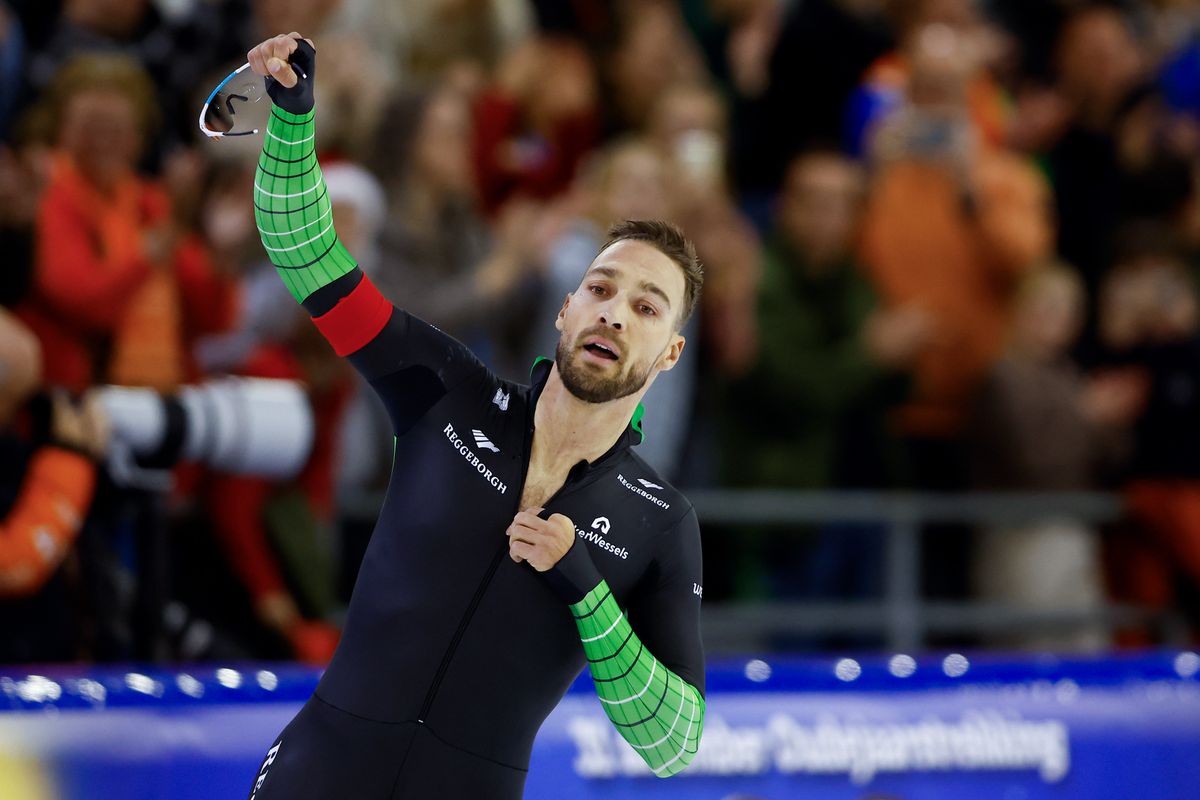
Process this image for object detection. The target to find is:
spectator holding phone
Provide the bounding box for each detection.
[861,21,1053,491]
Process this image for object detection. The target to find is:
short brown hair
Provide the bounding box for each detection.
[600,219,703,328]
[39,54,161,144]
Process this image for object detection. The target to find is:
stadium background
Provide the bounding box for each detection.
[1,0,1200,797]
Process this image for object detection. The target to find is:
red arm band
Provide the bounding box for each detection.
[310,275,393,357]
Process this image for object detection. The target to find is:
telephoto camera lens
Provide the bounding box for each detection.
[95,378,314,483]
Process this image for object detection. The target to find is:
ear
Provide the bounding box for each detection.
[656,334,685,373]
[555,293,571,332]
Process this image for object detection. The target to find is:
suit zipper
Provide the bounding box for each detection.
[415,476,580,723]
[416,542,507,723]
[417,405,555,723]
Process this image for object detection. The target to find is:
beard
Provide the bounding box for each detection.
[555,331,655,404]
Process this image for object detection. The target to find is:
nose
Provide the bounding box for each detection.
[596,295,623,330]
[598,311,622,331]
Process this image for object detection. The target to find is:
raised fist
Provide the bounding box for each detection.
[247,33,317,115]
[247,32,313,88]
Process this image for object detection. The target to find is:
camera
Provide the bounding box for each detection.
[94,378,314,489]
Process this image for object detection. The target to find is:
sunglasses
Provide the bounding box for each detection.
[198,61,307,140]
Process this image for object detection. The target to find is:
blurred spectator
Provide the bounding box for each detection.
[473,35,599,213]
[252,0,339,37]
[25,0,157,92]
[198,158,388,376]
[258,0,532,113]
[326,161,387,277]
[184,158,376,664]
[375,86,548,378]
[247,1,401,161]
[196,348,348,665]
[195,158,261,278]
[1039,6,1197,314]
[1102,254,1200,636]
[2,0,1196,656]
[0,308,108,661]
[17,54,236,394]
[331,0,533,87]
[860,21,1052,601]
[861,21,1053,479]
[0,138,47,308]
[192,157,297,373]
[846,0,1009,158]
[718,151,910,603]
[187,302,349,663]
[648,80,728,170]
[724,151,911,491]
[527,137,696,479]
[969,265,1139,651]
[686,0,783,100]
[603,1,705,134]
[732,0,892,200]
[650,79,760,380]
[23,0,247,153]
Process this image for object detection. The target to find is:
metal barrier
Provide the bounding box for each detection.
[341,490,1187,653]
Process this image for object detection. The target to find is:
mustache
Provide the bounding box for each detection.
[575,326,623,347]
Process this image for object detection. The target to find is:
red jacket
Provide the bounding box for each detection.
[19,156,236,392]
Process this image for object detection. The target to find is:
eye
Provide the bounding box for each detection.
[589,285,607,296]
[638,304,657,316]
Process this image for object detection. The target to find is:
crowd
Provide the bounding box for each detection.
[0,0,1198,662]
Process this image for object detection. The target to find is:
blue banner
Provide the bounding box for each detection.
[1,651,1198,799]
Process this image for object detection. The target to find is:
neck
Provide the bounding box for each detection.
[532,363,642,468]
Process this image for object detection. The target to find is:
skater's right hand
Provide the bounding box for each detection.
[247,32,314,89]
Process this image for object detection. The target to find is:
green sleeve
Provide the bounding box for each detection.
[569,581,705,777]
[254,107,358,303]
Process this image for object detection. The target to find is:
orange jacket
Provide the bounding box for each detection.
[0,447,95,597]
[860,151,1053,437]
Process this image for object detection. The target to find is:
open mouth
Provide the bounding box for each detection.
[582,342,619,361]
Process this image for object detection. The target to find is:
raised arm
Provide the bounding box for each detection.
[249,35,357,311]
[249,34,490,433]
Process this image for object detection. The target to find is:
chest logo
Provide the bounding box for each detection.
[443,423,508,494]
[575,516,627,560]
[637,478,664,490]
[492,388,510,411]
[617,473,670,510]
[472,429,500,453]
